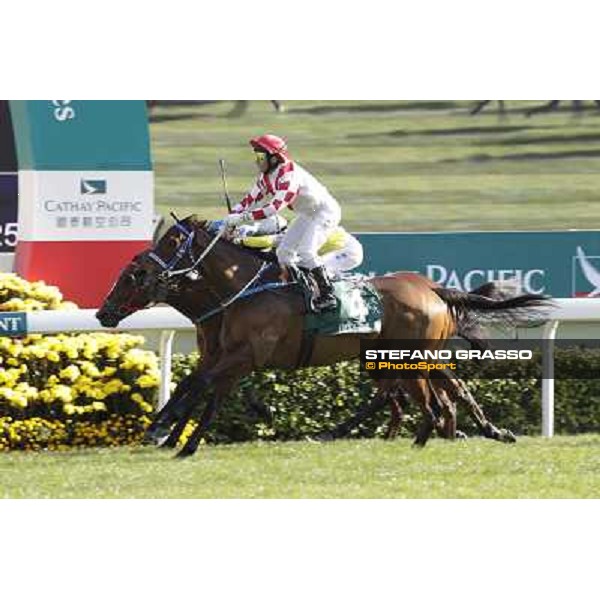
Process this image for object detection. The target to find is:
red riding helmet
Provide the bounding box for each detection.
[250,134,290,160]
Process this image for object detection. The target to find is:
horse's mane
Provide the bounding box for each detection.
[184,214,278,264]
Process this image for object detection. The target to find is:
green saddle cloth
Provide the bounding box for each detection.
[304,279,383,336]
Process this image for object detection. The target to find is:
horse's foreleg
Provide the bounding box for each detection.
[144,372,198,444]
[160,400,198,449]
[159,373,214,449]
[175,396,220,459]
[175,375,242,458]
[175,346,254,458]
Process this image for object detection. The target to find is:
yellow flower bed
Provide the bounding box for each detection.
[0,415,152,451]
[0,273,160,450]
[0,272,77,311]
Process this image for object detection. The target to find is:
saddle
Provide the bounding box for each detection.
[258,263,325,314]
[257,264,382,333]
[249,262,383,367]
[304,276,383,336]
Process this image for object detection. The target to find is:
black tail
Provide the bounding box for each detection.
[452,281,538,351]
[435,286,554,331]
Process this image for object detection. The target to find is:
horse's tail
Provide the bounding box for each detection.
[452,282,524,350]
[434,286,554,331]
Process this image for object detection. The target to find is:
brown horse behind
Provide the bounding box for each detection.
[324,279,525,442]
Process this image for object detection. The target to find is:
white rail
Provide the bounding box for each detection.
[25,307,192,410]
[538,298,600,437]
[6,299,600,435]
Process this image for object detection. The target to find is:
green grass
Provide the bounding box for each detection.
[150,100,600,232]
[2,435,599,498]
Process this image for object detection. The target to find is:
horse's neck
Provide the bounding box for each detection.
[166,284,216,321]
[201,235,267,295]
[164,228,269,321]
[166,294,203,321]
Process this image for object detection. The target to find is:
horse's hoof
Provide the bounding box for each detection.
[159,439,178,450]
[174,449,194,459]
[143,424,171,445]
[141,434,163,447]
[501,429,517,443]
[142,432,170,447]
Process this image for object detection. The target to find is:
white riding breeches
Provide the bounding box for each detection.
[276,211,340,270]
[321,233,364,274]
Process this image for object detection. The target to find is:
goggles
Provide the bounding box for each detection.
[254,151,269,162]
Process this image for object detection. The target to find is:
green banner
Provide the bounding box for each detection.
[9,101,151,170]
[0,311,27,336]
[356,231,600,298]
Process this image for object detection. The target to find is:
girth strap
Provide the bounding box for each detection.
[296,327,316,368]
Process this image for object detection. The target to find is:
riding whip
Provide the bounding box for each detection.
[218,158,233,213]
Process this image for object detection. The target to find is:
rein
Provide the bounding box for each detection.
[147,219,294,325]
[195,262,287,324]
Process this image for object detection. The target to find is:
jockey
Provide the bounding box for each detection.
[224,134,341,311]
[237,225,364,276]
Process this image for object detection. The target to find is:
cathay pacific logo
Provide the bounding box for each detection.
[572,246,600,297]
[80,179,107,195]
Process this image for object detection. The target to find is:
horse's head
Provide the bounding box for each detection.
[95,249,169,327]
[96,215,211,327]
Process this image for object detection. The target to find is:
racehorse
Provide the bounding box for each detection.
[96,215,548,458]
[329,279,531,443]
[325,366,517,443]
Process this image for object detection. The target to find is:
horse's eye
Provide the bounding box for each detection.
[131,270,147,284]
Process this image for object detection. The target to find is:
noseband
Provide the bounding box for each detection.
[144,219,275,325]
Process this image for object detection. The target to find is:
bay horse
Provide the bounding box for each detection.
[330,279,528,443]
[96,215,547,458]
[326,366,517,443]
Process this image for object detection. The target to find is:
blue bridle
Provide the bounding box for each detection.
[148,220,224,279]
[148,221,195,273]
[145,218,292,324]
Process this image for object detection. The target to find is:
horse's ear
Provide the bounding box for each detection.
[187,215,205,229]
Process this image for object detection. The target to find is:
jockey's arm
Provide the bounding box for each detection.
[231,180,263,214]
[247,170,299,221]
